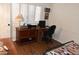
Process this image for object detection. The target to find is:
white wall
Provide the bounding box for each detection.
[48,3,79,44]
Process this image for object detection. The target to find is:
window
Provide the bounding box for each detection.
[13,4,42,25]
[28,5,36,20]
[35,6,41,21]
[27,5,42,25]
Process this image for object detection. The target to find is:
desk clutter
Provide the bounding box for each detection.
[45,41,79,55]
[0,41,8,55]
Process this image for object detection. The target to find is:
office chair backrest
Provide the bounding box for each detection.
[47,25,56,36]
[42,25,56,42]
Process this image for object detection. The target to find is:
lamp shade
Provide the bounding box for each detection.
[15,14,24,21]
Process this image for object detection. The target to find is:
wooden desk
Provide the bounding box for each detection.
[16,26,47,42]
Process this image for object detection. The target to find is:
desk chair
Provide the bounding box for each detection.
[42,25,56,43]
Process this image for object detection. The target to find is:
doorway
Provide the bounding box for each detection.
[0,4,11,39]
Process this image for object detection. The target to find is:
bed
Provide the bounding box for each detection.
[44,41,79,55]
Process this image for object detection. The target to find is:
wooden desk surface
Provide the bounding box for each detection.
[16,26,47,30]
[0,38,17,55]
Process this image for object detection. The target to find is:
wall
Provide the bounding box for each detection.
[48,3,79,44]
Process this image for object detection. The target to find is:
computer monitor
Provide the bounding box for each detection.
[38,20,46,28]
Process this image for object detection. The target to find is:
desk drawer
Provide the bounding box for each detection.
[19,30,29,36]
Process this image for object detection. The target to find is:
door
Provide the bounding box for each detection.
[0,4,11,38]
